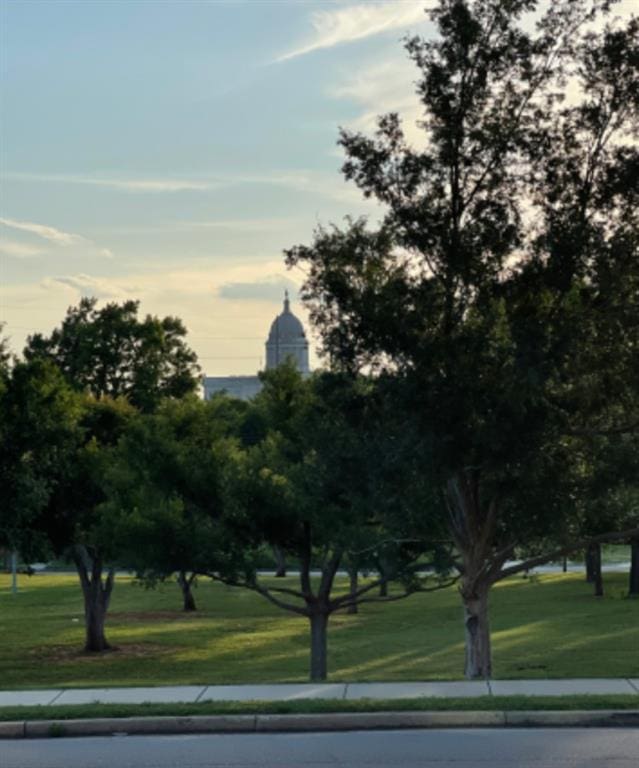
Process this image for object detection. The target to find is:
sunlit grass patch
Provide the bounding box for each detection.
[0,571,637,688]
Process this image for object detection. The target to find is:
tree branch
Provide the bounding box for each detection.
[337,575,459,611]
[205,572,309,617]
[496,527,639,582]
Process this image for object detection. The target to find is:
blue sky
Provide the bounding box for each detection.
[1,0,434,373]
[1,0,633,374]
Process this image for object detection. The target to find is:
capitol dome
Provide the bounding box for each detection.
[265,291,310,374]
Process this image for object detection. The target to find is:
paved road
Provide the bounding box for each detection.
[4,728,639,768]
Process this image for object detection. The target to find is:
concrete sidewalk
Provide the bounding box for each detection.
[1,679,638,708]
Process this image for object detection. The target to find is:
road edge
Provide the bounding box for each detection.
[1,709,639,739]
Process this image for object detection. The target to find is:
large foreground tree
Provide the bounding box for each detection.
[286,0,639,677]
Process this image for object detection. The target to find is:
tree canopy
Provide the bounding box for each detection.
[25,297,200,412]
[0,359,81,560]
[286,0,639,677]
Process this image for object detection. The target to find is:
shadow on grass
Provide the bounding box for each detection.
[1,573,638,688]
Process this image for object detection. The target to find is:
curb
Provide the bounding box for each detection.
[1,710,639,739]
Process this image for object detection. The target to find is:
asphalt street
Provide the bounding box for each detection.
[3,728,639,768]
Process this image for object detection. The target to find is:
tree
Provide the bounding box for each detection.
[25,297,200,412]
[212,365,453,681]
[22,300,201,649]
[0,359,81,565]
[102,395,246,612]
[0,323,9,374]
[286,0,639,677]
[37,396,136,651]
[578,431,639,596]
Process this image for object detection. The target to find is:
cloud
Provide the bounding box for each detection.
[4,173,213,193]
[277,1,425,62]
[330,55,426,148]
[4,169,378,216]
[218,275,299,303]
[89,178,212,192]
[0,239,44,258]
[45,274,138,300]
[184,217,298,233]
[230,171,379,210]
[0,217,84,245]
[0,216,115,261]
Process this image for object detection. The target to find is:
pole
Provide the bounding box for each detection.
[11,550,18,594]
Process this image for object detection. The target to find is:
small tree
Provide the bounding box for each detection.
[103,395,247,612]
[40,396,136,651]
[212,365,454,681]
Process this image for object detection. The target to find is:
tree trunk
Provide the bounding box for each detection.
[376,558,389,597]
[588,542,603,597]
[347,568,358,615]
[272,545,287,578]
[562,556,567,573]
[309,611,329,682]
[461,583,491,679]
[178,571,197,612]
[446,471,500,680]
[585,546,595,582]
[72,546,114,652]
[11,550,18,594]
[628,538,639,598]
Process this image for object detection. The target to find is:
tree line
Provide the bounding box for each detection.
[1,0,638,681]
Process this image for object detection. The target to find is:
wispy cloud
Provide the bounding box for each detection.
[88,178,211,192]
[5,169,374,209]
[0,239,45,258]
[277,1,425,62]
[236,171,379,209]
[45,274,139,300]
[219,274,299,303]
[0,216,115,260]
[330,55,426,148]
[0,216,84,245]
[184,217,298,232]
[5,173,213,193]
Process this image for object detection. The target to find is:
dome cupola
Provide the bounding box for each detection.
[265,291,310,374]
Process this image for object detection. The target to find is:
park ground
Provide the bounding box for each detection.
[0,570,637,690]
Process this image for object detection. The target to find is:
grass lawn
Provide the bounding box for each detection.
[0,572,637,689]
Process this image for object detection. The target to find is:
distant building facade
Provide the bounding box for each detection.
[202,292,310,401]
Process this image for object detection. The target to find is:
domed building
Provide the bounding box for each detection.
[202,291,310,400]
[265,291,310,374]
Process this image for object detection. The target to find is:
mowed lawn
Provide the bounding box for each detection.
[0,572,637,689]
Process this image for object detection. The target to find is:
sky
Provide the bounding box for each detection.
[1,0,635,375]
[0,0,433,375]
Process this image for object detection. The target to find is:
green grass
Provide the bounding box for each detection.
[0,572,638,689]
[1,695,638,723]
